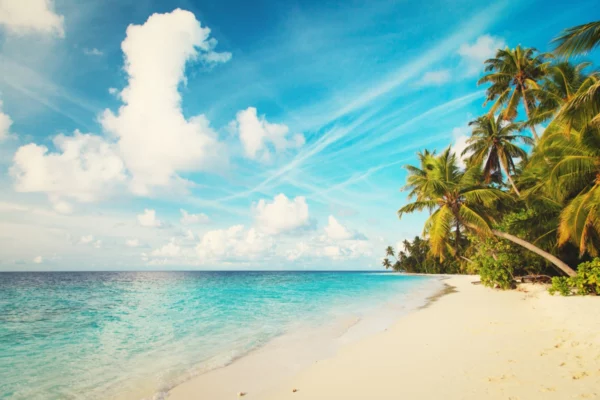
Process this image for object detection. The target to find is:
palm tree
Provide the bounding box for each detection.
[382,258,392,269]
[553,21,600,58]
[399,147,577,276]
[463,114,533,196]
[385,246,395,258]
[529,124,600,257]
[528,61,593,127]
[478,46,549,140]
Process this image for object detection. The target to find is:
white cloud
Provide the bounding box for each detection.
[0,100,13,141]
[184,229,195,241]
[100,9,231,195]
[254,194,310,235]
[324,215,366,241]
[196,225,273,261]
[33,255,43,264]
[93,239,102,249]
[126,238,140,247]
[418,70,451,86]
[80,234,94,244]
[151,239,181,257]
[458,35,506,76]
[322,240,371,261]
[10,131,127,207]
[83,48,103,56]
[234,107,305,162]
[450,125,471,168]
[137,209,161,228]
[180,209,209,225]
[324,215,352,240]
[52,200,73,214]
[0,0,65,37]
[108,88,118,95]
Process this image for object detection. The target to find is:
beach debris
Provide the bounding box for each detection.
[238,392,246,397]
[292,388,298,393]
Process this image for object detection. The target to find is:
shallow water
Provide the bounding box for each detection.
[0,271,438,399]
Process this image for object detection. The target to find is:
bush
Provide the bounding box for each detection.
[477,255,515,290]
[549,258,600,296]
[549,277,571,296]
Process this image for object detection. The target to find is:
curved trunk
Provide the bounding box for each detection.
[521,87,539,141]
[491,229,576,277]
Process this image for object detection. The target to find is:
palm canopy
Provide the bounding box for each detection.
[528,61,593,126]
[478,46,549,140]
[553,21,600,58]
[398,148,512,260]
[527,123,600,256]
[463,114,533,195]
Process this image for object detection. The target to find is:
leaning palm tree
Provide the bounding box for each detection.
[553,21,600,58]
[399,147,576,276]
[463,114,533,196]
[478,46,549,140]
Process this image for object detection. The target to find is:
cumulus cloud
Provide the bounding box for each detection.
[234,107,305,162]
[100,9,231,195]
[33,255,43,264]
[126,238,140,247]
[458,35,506,76]
[80,234,94,244]
[108,88,118,96]
[0,100,13,141]
[10,131,127,208]
[196,225,273,261]
[0,0,65,37]
[180,209,209,225]
[322,241,372,260]
[83,48,103,56]
[254,194,311,235]
[418,70,451,86]
[137,209,161,227]
[324,215,366,241]
[151,239,181,257]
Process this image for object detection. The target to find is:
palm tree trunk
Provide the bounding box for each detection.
[521,87,539,141]
[500,163,521,196]
[491,229,576,277]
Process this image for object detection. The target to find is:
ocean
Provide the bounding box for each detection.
[0,271,440,399]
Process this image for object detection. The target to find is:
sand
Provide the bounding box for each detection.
[167,275,600,400]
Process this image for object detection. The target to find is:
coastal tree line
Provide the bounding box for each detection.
[383,21,600,294]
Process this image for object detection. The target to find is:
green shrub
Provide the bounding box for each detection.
[549,277,572,296]
[478,255,515,290]
[548,258,600,296]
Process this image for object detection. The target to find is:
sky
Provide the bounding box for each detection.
[0,0,598,271]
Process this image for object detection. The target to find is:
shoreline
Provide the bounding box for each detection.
[165,276,446,400]
[167,275,600,400]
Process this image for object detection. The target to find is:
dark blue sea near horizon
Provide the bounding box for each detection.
[0,271,440,399]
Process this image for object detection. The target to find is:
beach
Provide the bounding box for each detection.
[168,275,600,400]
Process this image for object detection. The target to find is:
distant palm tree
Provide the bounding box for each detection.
[463,114,533,195]
[553,21,600,58]
[478,46,549,140]
[382,258,392,269]
[385,246,395,258]
[398,147,577,276]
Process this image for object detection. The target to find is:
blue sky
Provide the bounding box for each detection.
[0,0,598,270]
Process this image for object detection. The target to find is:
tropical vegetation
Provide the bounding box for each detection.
[383,20,600,294]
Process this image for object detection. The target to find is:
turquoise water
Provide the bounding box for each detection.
[0,271,437,399]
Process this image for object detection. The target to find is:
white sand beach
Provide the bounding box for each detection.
[168,275,600,400]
